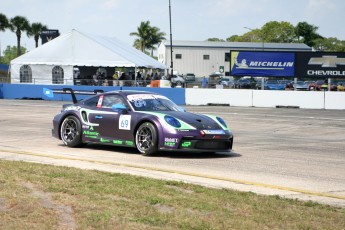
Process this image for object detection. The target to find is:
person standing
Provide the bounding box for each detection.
[201,76,208,88]
[112,71,118,86]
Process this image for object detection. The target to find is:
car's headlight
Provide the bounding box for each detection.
[216,117,227,128]
[164,115,181,128]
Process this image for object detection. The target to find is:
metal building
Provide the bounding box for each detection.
[158,40,311,77]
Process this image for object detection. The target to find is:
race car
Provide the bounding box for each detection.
[51,89,234,156]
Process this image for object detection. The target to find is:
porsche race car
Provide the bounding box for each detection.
[51,89,234,156]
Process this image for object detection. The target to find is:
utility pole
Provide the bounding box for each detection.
[169,0,173,78]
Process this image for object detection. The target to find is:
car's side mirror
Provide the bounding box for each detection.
[112,103,128,114]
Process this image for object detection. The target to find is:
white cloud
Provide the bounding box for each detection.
[99,0,121,10]
[307,0,336,14]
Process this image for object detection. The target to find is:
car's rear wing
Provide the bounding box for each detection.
[43,88,104,104]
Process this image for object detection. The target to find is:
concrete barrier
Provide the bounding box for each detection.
[186,88,253,106]
[186,88,345,110]
[253,90,325,109]
[325,92,345,110]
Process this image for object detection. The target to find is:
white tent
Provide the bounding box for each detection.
[10,29,167,84]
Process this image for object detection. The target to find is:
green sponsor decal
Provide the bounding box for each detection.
[85,135,98,139]
[100,138,110,143]
[125,140,134,146]
[90,126,94,131]
[164,142,176,147]
[181,141,192,148]
[83,130,99,136]
[113,140,123,145]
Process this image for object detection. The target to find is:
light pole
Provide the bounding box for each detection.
[169,0,173,78]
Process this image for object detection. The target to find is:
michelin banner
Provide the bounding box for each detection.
[230,51,295,77]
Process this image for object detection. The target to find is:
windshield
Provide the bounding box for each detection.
[127,94,181,112]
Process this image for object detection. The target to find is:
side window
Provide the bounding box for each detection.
[175,54,182,59]
[20,65,32,83]
[52,66,64,84]
[225,52,230,62]
[84,96,100,108]
[102,95,127,108]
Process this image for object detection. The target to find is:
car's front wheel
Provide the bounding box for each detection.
[135,122,158,156]
[60,115,83,147]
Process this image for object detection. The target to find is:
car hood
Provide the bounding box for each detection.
[155,111,223,130]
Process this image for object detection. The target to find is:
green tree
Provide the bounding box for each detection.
[9,16,30,57]
[261,21,296,43]
[130,21,151,52]
[27,22,48,48]
[227,29,263,42]
[207,38,225,42]
[130,21,166,56]
[1,45,26,64]
[295,21,322,47]
[0,13,10,32]
[313,37,345,52]
[226,35,240,42]
[147,26,166,57]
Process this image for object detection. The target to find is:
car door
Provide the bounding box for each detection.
[88,94,134,145]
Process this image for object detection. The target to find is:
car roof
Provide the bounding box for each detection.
[103,90,160,97]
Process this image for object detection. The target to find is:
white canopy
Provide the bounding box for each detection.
[11,29,167,69]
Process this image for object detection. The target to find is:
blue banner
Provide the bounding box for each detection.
[230,51,295,77]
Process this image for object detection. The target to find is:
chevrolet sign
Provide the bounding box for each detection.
[295,52,345,78]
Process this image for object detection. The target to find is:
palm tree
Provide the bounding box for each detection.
[130,21,166,56]
[9,16,30,56]
[295,22,322,47]
[27,22,48,48]
[130,21,151,52]
[0,13,10,32]
[147,26,166,57]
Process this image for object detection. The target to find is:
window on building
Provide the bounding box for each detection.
[20,65,32,83]
[175,54,182,59]
[225,52,230,61]
[203,54,210,60]
[52,66,64,84]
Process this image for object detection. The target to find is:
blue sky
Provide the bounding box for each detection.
[0,0,344,52]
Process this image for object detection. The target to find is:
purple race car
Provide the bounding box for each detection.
[52,90,233,156]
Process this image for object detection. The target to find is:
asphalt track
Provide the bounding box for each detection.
[0,99,344,207]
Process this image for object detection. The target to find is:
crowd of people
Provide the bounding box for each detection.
[85,70,164,87]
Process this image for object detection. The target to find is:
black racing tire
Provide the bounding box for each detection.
[135,122,158,156]
[60,115,83,147]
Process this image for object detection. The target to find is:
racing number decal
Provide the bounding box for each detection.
[97,95,104,108]
[119,115,131,130]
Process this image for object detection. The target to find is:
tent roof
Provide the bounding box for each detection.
[11,29,167,69]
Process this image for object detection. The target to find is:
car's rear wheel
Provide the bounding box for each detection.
[135,122,158,156]
[60,115,83,147]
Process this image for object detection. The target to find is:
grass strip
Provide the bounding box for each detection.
[0,160,344,229]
